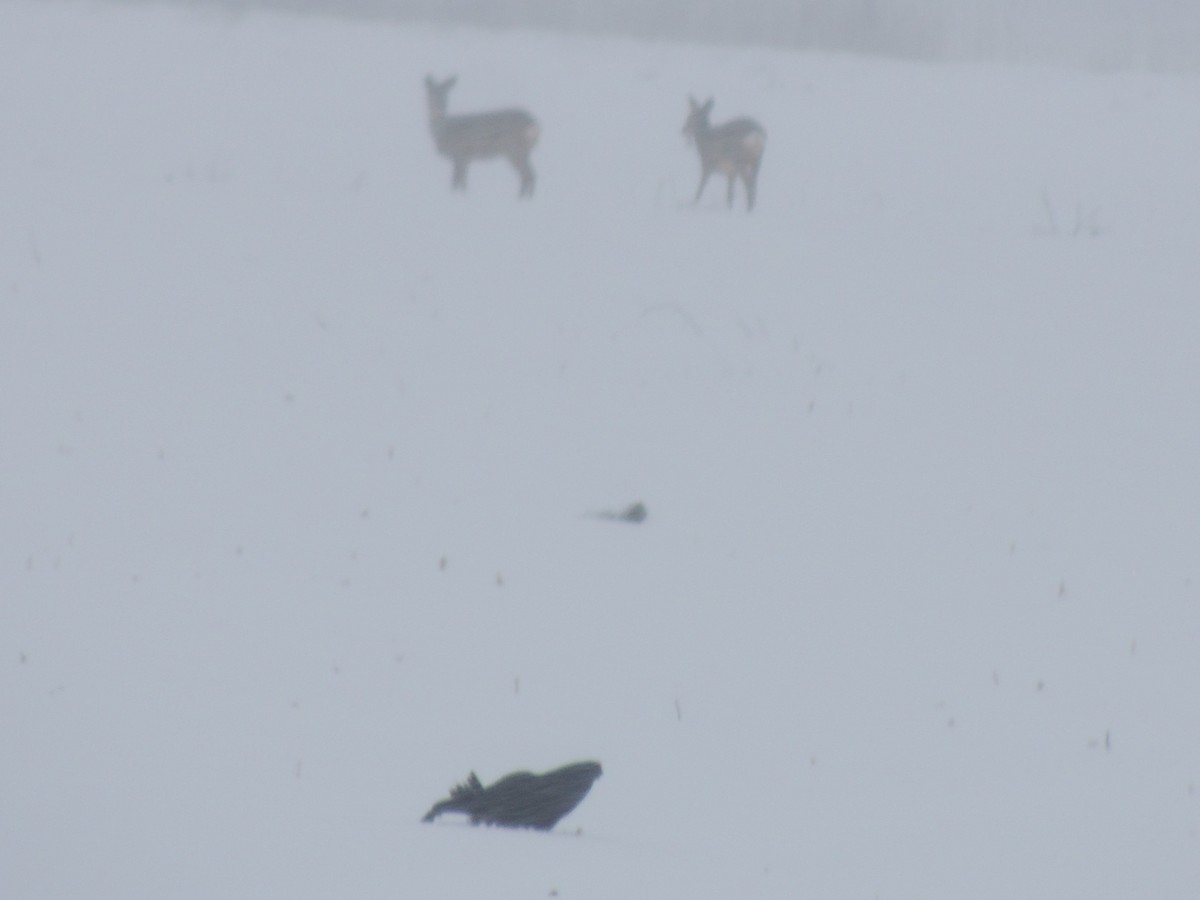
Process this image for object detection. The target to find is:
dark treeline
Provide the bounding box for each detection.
[158,0,1200,72]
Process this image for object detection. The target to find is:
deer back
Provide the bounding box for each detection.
[425,75,538,162]
[684,97,765,173]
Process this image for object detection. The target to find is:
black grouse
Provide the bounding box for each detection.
[421,761,602,830]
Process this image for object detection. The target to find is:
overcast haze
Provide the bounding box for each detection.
[3,0,1198,898]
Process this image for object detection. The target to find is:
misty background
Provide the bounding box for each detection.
[4,0,1198,896]
[148,0,1200,73]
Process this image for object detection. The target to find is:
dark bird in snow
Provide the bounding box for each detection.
[421,761,602,830]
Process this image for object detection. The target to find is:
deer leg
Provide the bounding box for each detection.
[726,174,736,208]
[744,167,758,212]
[509,153,535,198]
[451,158,468,190]
[693,169,711,205]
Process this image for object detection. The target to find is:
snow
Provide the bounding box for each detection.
[2,1,1198,898]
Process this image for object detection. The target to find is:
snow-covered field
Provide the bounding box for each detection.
[3,1,1198,897]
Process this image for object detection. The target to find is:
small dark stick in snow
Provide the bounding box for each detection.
[588,501,648,524]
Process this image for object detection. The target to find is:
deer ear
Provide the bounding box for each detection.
[702,97,715,113]
[445,75,458,89]
[425,74,436,88]
[688,95,699,110]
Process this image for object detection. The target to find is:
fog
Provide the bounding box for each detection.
[5,1,1198,897]
[162,0,1200,72]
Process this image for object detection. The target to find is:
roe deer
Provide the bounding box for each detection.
[682,96,766,211]
[424,75,540,197]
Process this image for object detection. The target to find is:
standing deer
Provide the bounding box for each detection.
[682,96,766,211]
[424,75,540,197]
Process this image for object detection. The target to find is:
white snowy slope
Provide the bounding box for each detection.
[1,2,1198,898]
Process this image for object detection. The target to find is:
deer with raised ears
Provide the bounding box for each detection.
[424,75,540,198]
[682,96,766,211]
